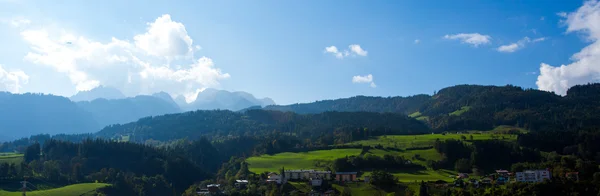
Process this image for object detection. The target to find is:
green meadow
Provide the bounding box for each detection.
[0,183,110,196]
[343,132,517,149]
[0,153,23,165]
[246,126,522,184]
[246,149,362,174]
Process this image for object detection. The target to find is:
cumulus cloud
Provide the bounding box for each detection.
[349,44,368,56]
[324,44,368,59]
[497,37,546,53]
[20,14,230,99]
[352,74,376,88]
[133,14,193,58]
[0,65,29,93]
[537,0,600,95]
[444,33,492,47]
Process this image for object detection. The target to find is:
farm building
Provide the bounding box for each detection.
[516,169,551,183]
[335,172,358,182]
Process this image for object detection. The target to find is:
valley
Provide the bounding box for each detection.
[1,84,600,195]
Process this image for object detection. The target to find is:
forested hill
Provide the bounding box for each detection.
[0,92,181,141]
[264,84,600,132]
[263,94,430,115]
[96,109,429,142]
[0,93,100,141]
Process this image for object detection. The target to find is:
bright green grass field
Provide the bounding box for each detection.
[0,183,110,196]
[344,133,516,149]
[0,154,23,165]
[362,169,456,183]
[246,149,362,174]
[367,148,442,166]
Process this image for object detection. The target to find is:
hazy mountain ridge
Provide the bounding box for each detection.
[0,92,101,141]
[69,86,126,102]
[76,95,181,126]
[180,88,276,111]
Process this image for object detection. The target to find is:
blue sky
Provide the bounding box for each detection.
[0,0,597,104]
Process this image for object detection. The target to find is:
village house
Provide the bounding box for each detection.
[310,178,323,186]
[495,169,509,177]
[267,172,284,184]
[235,180,248,189]
[566,172,579,181]
[516,169,551,183]
[198,184,221,195]
[284,170,332,181]
[335,172,358,182]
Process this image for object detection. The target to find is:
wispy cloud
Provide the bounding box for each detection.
[414,39,420,44]
[443,33,491,47]
[352,74,376,88]
[324,44,368,59]
[497,37,547,53]
[0,17,31,27]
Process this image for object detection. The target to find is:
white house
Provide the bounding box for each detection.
[235,180,248,188]
[516,170,551,183]
[267,172,285,184]
[284,170,332,180]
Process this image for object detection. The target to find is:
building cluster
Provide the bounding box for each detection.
[453,169,555,188]
[264,170,358,187]
[515,169,551,183]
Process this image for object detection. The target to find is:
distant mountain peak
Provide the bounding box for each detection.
[179,89,275,111]
[70,86,126,102]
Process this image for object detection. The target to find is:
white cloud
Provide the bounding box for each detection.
[324,46,344,59]
[537,0,600,95]
[0,17,31,27]
[414,39,420,44]
[443,33,492,47]
[349,44,367,56]
[532,37,547,42]
[0,64,29,93]
[497,43,520,53]
[133,14,193,58]
[324,44,368,59]
[10,18,30,27]
[557,12,568,17]
[352,74,376,88]
[20,14,230,98]
[497,37,546,53]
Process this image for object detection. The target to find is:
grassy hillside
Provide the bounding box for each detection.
[0,153,23,165]
[0,183,109,196]
[343,132,516,149]
[246,149,362,173]
[246,129,518,184]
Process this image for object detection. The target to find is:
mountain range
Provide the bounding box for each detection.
[3,83,600,142]
[0,87,276,141]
